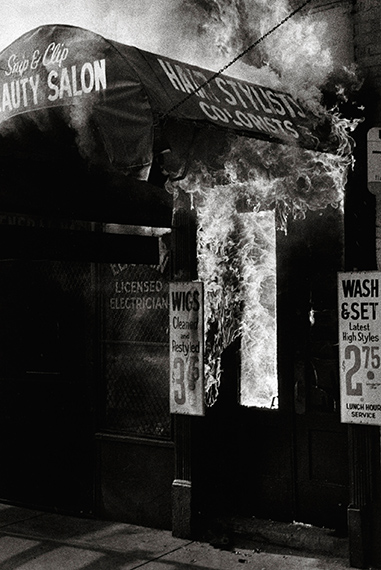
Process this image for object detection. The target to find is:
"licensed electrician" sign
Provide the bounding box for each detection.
[169,282,204,416]
[338,271,381,425]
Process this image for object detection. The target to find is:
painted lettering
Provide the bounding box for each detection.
[171,290,200,312]
[342,278,379,298]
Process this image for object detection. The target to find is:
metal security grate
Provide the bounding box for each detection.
[100,261,171,439]
[47,260,92,296]
[104,343,170,437]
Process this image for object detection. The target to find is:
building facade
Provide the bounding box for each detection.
[0,4,381,567]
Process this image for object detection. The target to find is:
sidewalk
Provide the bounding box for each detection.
[0,502,355,569]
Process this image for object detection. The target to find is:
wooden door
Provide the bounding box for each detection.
[280,207,349,531]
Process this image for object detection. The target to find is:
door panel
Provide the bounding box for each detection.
[96,435,173,528]
[235,409,294,522]
[294,414,348,529]
[284,207,349,530]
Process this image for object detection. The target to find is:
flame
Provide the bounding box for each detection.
[171,101,359,405]
[239,210,277,407]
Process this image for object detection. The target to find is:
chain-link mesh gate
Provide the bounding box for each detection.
[100,260,171,439]
[1,255,171,442]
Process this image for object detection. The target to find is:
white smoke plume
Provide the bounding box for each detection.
[0,0,358,111]
[158,0,361,406]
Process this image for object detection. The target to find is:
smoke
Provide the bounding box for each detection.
[239,210,277,408]
[1,0,357,104]
[0,1,172,52]
[161,0,362,406]
[163,0,334,99]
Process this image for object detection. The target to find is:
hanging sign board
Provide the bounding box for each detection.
[367,127,381,194]
[169,282,204,416]
[338,271,381,425]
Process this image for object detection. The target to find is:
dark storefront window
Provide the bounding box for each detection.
[0,259,93,379]
[99,258,171,439]
[0,258,95,513]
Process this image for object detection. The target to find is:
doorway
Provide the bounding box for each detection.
[0,258,95,514]
[196,206,349,534]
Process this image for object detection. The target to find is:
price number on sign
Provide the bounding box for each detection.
[172,355,200,405]
[345,344,380,395]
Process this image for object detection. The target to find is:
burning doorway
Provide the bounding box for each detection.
[171,133,352,533]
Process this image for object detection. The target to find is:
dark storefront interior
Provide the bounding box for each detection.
[0,107,175,527]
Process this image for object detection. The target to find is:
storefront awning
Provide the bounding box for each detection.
[0,24,330,182]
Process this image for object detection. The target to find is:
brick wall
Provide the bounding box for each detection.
[353,0,381,120]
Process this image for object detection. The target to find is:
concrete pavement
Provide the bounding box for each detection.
[0,502,358,569]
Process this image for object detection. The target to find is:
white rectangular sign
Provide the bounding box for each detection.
[338,271,381,425]
[169,282,204,416]
[367,127,381,191]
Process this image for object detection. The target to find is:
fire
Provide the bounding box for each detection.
[239,210,277,408]
[171,124,356,406]
[164,1,363,407]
